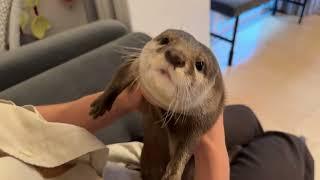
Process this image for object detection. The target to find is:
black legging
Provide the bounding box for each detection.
[224,105,314,180]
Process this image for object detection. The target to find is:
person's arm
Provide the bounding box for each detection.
[194,114,230,180]
[36,87,142,133]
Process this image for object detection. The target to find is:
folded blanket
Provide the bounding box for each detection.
[0,99,145,180]
[0,99,108,180]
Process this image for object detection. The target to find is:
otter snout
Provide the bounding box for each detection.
[165,49,185,68]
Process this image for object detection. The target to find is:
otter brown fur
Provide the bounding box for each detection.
[90,29,225,180]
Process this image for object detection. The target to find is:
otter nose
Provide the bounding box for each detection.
[165,49,185,68]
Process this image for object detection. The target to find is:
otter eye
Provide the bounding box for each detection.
[159,37,170,45]
[195,61,205,71]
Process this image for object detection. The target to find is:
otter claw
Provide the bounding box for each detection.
[90,100,107,119]
[89,96,115,119]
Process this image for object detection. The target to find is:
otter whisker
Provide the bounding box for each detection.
[162,101,176,127]
[157,106,170,126]
[120,51,141,58]
[132,36,150,45]
[175,79,190,125]
[158,93,176,127]
[174,86,185,125]
[161,110,172,127]
[163,88,180,127]
[116,46,143,51]
[113,46,144,61]
[181,81,191,125]
[129,74,141,90]
[160,106,173,127]
[164,91,179,125]
[164,95,176,120]
[113,48,142,56]
[122,54,141,60]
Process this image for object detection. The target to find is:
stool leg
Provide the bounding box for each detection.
[228,16,239,66]
[299,0,307,24]
[273,0,278,15]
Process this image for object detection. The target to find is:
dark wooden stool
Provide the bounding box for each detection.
[211,0,270,66]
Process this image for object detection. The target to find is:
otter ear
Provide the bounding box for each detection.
[89,60,138,119]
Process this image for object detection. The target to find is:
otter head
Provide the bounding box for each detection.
[139,29,224,114]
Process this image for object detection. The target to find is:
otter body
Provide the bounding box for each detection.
[90,30,225,180]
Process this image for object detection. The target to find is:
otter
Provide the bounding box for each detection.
[90,29,225,180]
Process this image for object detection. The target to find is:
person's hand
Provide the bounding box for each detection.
[111,86,144,113]
[83,85,143,115]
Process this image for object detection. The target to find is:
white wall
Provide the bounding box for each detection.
[39,0,88,36]
[115,0,211,47]
[38,0,211,46]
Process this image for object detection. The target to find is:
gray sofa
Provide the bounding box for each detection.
[0,20,150,144]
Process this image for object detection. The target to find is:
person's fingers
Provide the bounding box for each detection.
[116,86,144,112]
[130,86,144,111]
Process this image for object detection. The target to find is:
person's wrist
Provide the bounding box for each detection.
[194,114,228,158]
[194,137,230,180]
[196,134,227,155]
[195,135,229,169]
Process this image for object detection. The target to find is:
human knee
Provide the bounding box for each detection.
[224,105,262,130]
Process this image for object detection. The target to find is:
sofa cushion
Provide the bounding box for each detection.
[0,20,128,91]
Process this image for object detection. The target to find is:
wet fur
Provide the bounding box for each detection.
[90,30,225,180]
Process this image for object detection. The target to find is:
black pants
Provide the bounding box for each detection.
[224,105,314,180]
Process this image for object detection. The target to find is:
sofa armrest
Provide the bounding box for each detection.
[0,20,127,91]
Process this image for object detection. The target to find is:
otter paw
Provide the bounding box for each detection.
[89,97,113,119]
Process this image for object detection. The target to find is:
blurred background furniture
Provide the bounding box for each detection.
[277,0,319,17]
[210,0,270,66]
[273,0,309,24]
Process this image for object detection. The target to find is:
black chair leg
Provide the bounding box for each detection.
[228,16,239,66]
[273,0,278,15]
[299,0,307,24]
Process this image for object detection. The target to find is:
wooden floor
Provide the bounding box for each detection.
[212,14,320,179]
